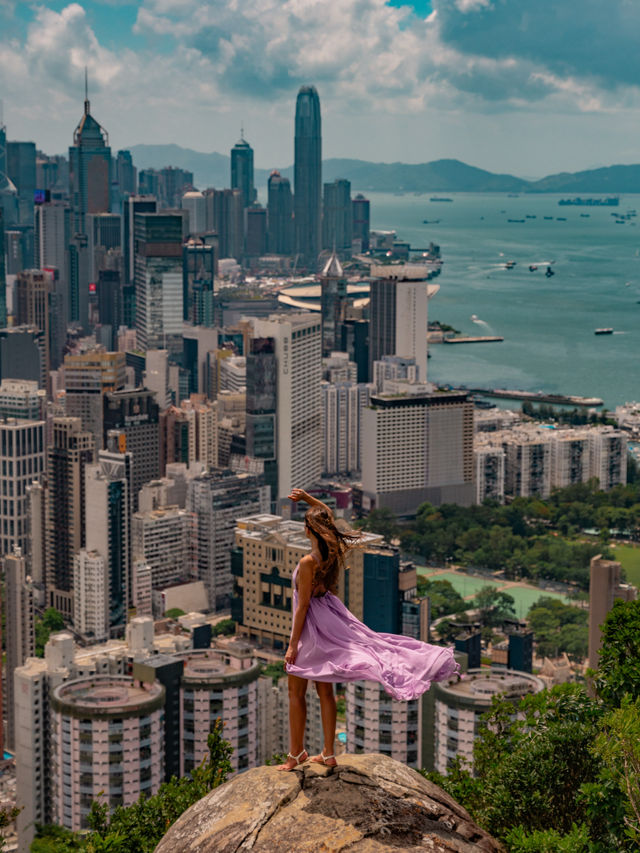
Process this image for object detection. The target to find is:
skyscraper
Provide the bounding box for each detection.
[183,236,217,325]
[0,209,6,328]
[68,85,111,235]
[123,195,157,285]
[267,170,293,255]
[322,178,352,254]
[320,251,348,356]
[352,193,370,252]
[6,141,36,260]
[64,350,126,453]
[0,418,45,557]
[46,418,94,618]
[252,313,322,502]
[230,133,256,208]
[134,212,184,354]
[15,270,52,382]
[115,149,137,198]
[246,336,278,501]
[3,547,34,752]
[588,555,637,669]
[294,86,322,268]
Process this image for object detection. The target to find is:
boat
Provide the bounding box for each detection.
[545,266,555,277]
[422,219,441,224]
[525,215,536,219]
[430,197,453,202]
[529,265,538,271]
[543,216,553,220]
[558,197,619,207]
[580,213,590,218]
[595,328,614,335]
[505,260,516,269]
[556,217,567,221]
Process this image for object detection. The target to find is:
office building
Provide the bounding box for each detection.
[183,236,217,326]
[322,178,352,253]
[68,90,111,234]
[0,209,6,328]
[322,379,373,476]
[97,268,122,349]
[424,669,544,774]
[0,379,45,420]
[245,337,277,500]
[320,251,348,356]
[0,418,45,557]
[15,269,51,378]
[231,134,256,208]
[144,348,171,408]
[103,388,160,509]
[588,555,638,669]
[68,231,90,330]
[369,264,438,382]
[73,549,109,641]
[361,391,474,515]
[340,318,369,384]
[232,514,384,649]
[34,201,70,289]
[158,166,193,208]
[454,630,482,670]
[252,313,322,502]
[159,405,196,474]
[0,327,46,388]
[131,507,195,595]
[3,547,34,751]
[134,212,184,355]
[187,470,267,610]
[246,205,267,258]
[87,211,121,282]
[294,86,322,267]
[64,350,126,453]
[181,190,206,234]
[115,149,137,199]
[267,170,293,255]
[206,188,243,261]
[46,418,94,619]
[85,450,132,632]
[123,194,157,286]
[219,355,246,393]
[6,141,36,248]
[50,676,164,830]
[352,193,370,252]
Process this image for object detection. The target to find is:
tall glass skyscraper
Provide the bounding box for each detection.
[230,134,256,208]
[267,170,293,255]
[68,92,111,234]
[294,86,322,269]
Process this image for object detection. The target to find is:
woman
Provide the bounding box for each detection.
[277,488,460,772]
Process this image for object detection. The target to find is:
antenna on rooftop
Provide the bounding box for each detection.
[84,66,90,115]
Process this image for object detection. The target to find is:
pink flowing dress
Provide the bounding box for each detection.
[285,562,460,701]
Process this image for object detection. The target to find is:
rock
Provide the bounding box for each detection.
[154,753,503,852]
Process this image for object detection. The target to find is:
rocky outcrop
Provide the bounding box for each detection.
[154,753,503,852]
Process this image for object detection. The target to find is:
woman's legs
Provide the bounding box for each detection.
[311,681,337,766]
[277,674,308,771]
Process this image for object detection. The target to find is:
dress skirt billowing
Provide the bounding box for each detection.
[285,565,460,701]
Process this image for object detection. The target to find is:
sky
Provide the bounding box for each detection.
[1,0,639,178]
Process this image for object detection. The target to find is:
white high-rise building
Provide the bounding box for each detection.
[252,313,322,501]
[369,264,439,383]
[181,190,207,234]
[34,202,69,280]
[590,430,627,490]
[361,391,474,515]
[0,418,46,557]
[131,506,195,593]
[0,379,46,420]
[322,380,374,476]
[73,549,109,641]
[475,446,506,504]
[3,547,34,751]
[144,349,172,408]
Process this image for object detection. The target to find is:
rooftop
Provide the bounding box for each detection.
[51,675,164,717]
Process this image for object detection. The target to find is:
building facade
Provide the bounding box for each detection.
[0,418,45,557]
[294,86,322,268]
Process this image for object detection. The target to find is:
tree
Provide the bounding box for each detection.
[593,599,640,707]
[359,507,400,541]
[211,619,236,636]
[472,585,516,627]
[164,608,185,620]
[35,608,65,657]
[527,597,588,660]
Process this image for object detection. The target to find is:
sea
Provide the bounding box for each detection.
[365,191,640,410]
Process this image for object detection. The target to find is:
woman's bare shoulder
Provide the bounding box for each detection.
[298,554,316,573]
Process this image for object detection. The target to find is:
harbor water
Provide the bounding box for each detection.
[366,191,640,409]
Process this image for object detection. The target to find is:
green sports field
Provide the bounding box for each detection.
[612,544,640,587]
[417,568,573,618]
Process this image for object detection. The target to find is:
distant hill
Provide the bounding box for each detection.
[126,144,640,194]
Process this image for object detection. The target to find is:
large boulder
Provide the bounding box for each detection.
[154,753,503,852]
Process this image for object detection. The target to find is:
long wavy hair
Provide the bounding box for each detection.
[304,506,361,593]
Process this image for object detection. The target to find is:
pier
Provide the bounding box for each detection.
[470,388,603,407]
[442,336,504,344]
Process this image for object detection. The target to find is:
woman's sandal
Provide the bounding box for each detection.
[276,748,308,772]
[311,751,337,766]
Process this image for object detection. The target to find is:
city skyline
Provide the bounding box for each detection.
[0,1,640,177]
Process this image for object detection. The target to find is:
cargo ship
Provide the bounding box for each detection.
[558,197,619,206]
[594,328,614,335]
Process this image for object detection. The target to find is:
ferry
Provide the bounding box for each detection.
[594,328,614,335]
[529,265,538,271]
[430,197,453,202]
[504,260,517,269]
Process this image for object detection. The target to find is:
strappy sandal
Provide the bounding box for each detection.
[311,751,337,766]
[276,748,308,771]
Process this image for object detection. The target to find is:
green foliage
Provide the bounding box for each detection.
[264,753,288,766]
[31,824,83,852]
[34,608,65,657]
[32,720,233,853]
[415,577,467,619]
[472,585,516,626]
[526,596,588,660]
[593,599,640,706]
[0,805,20,852]
[163,608,185,620]
[521,401,617,427]
[357,507,400,541]
[262,660,285,683]
[211,619,236,636]
[504,822,592,853]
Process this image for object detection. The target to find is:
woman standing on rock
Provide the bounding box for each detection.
[277,488,460,772]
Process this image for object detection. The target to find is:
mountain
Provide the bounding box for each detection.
[528,164,640,193]
[125,144,640,194]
